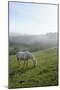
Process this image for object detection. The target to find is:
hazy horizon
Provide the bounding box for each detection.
[9,2,58,35]
[9,32,57,36]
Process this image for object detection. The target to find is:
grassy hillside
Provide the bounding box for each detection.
[8,48,58,88]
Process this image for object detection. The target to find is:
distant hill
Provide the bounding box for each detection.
[9,32,58,52]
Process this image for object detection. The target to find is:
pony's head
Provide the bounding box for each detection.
[33,56,37,67]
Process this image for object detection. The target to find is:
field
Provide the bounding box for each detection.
[8,48,58,88]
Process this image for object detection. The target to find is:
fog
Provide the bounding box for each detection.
[9,32,58,54]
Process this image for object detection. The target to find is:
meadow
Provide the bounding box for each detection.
[8,47,58,88]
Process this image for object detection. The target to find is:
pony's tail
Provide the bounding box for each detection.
[16,52,19,61]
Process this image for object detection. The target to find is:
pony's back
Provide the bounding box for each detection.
[16,51,33,59]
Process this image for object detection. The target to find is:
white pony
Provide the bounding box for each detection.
[16,51,37,67]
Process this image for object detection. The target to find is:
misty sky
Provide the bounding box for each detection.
[9,2,58,35]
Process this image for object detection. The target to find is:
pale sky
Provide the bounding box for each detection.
[9,2,58,35]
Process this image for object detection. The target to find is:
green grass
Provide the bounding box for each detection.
[8,48,58,88]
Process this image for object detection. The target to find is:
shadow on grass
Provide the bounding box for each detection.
[9,66,35,76]
[38,68,49,75]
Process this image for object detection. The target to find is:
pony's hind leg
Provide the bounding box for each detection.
[17,58,21,68]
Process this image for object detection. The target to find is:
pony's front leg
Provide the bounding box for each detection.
[26,60,28,67]
[24,60,25,67]
[19,59,21,66]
